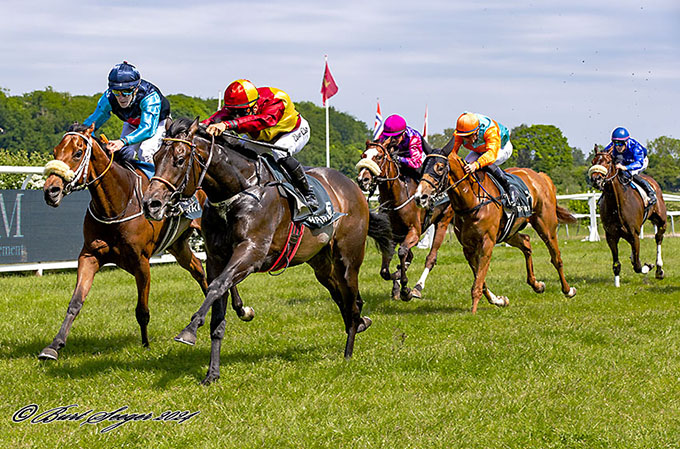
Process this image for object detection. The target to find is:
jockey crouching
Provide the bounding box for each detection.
[453,112,519,214]
[202,79,317,209]
[84,61,170,165]
[604,127,656,205]
[377,114,425,182]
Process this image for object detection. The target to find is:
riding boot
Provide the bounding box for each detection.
[279,155,319,210]
[484,163,518,210]
[633,174,657,205]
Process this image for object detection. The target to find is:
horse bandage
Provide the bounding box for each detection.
[587,164,608,177]
[44,160,76,182]
[356,158,381,176]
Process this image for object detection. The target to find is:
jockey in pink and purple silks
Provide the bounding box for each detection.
[377,114,425,179]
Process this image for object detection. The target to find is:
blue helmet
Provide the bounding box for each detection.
[611,127,630,142]
[108,61,141,90]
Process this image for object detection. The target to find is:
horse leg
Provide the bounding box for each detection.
[628,232,653,275]
[463,239,494,314]
[202,293,228,385]
[530,216,576,298]
[133,260,152,347]
[398,230,420,302]
[230,286,254,321]
[606,232,622,287]
[482,282,509,307]
[505,232,545,293]
[413,222,447,299]
[650,213,666,280]
[167,233,209,295]
[39,254,100,360]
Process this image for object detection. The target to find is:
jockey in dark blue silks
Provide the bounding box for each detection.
[603,127,656,204]
[84,61,170,165]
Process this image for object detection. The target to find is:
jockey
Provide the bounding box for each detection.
[84,61,170,164]
[452,112,519,209]
[604,127,656,204]
[202,79,317,209]
[377,114,425,180]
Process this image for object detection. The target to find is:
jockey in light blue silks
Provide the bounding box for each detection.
[603,127,656,204]
[84,61,171,165]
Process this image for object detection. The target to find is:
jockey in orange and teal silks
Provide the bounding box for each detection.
[84,61,170,164]
[452,112,519,209]
[377,114,425,180]
[603,126,656,204]
[202,79,317,209]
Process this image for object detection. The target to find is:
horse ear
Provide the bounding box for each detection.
[189,117,200,135]
[165,118,173,131]
[593,144,599,153]
[86,123,95,135]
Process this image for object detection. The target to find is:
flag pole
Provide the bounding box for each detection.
[324,55,330,168]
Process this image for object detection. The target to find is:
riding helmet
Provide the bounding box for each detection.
[108,61,141,90]
[611,127,630,142]
[455,112,480,136]
[223,79,260,108]
[382,114,407,136]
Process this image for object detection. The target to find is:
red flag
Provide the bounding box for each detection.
[321,61,338,106]
[423,104,428,140]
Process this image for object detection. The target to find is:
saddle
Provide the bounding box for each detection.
[486,171,532,243]
[260,155,345,229]
[617,171,656,220]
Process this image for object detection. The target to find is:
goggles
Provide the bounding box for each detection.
[111,88,135,97]
[613,141,626,147]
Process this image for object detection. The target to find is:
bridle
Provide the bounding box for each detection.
[421,153,471,197]
[44,132,114,194]
[588,150,618,184]
[359,141,402,184]
[150,134,214,209]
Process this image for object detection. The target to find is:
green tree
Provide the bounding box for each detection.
[646,136,680,192]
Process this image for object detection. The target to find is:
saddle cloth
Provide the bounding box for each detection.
[487,171,532,243]
[260,155,346,229]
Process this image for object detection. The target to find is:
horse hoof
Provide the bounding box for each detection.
[656,268,665,280]
[565,287,577,298]
[38,347,58,361]
[400,288,413,302]
[239,306,255,322]
[200,374,219,386]
[499,296,510,307]
[357,316,372,333]
[174,330,196,346]
[534,281,546,294]
[411,285,423,299]
[641,264,651,274]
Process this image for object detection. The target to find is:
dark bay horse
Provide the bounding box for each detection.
[357,141,455,301]
[414,148,577,313]
[588,147,666,286]
[142,117,391,385]
[39,123,210,361]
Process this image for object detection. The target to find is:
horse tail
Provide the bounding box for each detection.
[368,210,395,259]
[556,205,578,225]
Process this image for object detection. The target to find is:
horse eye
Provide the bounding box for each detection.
[175,156,185,166]
[73,149,83,159]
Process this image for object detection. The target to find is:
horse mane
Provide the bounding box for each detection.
[167,117,266,161]
[67,123,106,149]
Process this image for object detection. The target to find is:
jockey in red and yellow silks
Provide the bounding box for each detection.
[452,112,519,210]
[202,79,317,209]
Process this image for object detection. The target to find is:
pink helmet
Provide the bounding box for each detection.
[382,114,407,136]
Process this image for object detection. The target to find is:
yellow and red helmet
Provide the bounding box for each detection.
[454,112,480,136]
[223,79,259,108]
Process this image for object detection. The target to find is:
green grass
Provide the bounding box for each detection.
[2,231,680,448]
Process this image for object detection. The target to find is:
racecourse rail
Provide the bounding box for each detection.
[1,165,679,274]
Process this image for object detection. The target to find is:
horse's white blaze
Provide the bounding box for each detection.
[657,244,663,267]
[614,275,620,287]
[415,267,430,289]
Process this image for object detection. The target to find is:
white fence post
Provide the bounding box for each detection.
[587,193,600,242]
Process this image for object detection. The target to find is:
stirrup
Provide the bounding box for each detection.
[304,194,319,210]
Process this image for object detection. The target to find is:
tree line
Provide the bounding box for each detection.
[1,88,678,194]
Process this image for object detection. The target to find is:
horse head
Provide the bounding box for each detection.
[143,117,208,221]
[43,123,108,207]
[588,145,615,191]
[356,140,399,192]
[414,147,450,209]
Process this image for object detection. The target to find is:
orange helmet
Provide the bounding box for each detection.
[223,79,259,108]
[454,112,479,136]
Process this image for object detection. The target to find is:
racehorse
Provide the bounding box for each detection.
[142,117,393,385]
[357,140,455,301]
[414,147,577,314]
[39,123,211,361]
[588,146,666,286]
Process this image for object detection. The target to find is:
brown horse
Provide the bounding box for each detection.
[142,117,391,384]
[38,123,210,361]
[414,147,577,313]
[588,147,666,286]
[357,140,455,301]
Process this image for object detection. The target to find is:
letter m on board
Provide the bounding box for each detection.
[0,193,24,238]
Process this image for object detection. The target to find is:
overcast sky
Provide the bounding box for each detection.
[1,0,678,153]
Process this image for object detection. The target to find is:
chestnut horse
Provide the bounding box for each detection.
[357,141,455,301]
[588,147,666,286]
[39,123,211,361]
[414,147,577,313]
[142,118,391,384]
